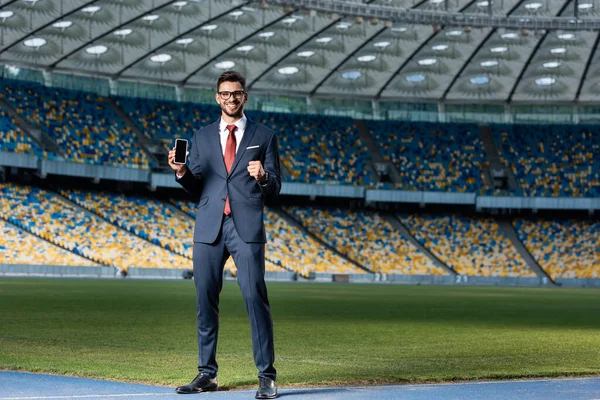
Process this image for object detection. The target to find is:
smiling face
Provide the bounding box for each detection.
[216,80,248,122]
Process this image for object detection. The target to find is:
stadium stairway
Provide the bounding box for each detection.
[354,120,400,185]
[383,214,456,276]
[0,97,65,159]
[275,207,372,273]
[103,98,162,168]
[167,200,295,275]
[496,219,555,284]
[479,125,517,192]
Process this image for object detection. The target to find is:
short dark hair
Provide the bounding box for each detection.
[217,71,246,92]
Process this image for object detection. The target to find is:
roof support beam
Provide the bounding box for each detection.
[180,9,296,85]
[309,26,386,96]
[48,0,183,69]
[113,1,252,78]
[0,0,99,58]
[265,0,600,30]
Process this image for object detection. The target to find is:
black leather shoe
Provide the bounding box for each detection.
[255,377,277,399]
[175,374,218,394]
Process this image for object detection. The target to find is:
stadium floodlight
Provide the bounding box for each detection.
[297,50,315,58]
[142,15,160,22]
[470,76,490,85]
[551,47,566,54]
[336,21,352,30]
[374,41,391,49]
[406,74,426,83]
[173,1,188,9]
[52,21,72,30]
[150,54,172,64]
[259,31,275,38]
[23,37,47,50]
[524,2,543,11]
[481,60,499,67]
[215,60,235,69]
[578,2,593,10]
[201,24,218,32]
[23,0,40,6]
[392,27,408,33]
[501,32,519,39]
[229,10,244,18]
[490,46,508,53]
[0,10,14,22]
[282,17,298,26]
[535,77,556,86]
[237,44,255,53]
[477,1,490,6]
[278,66,299,75]
[177,38,194,46]
[114,29,133,38]
[432,44,449,51]
[85,45,108,56]
[543,61,560,69]
[82,5,101,15]
[446,29,463,37]
[418,58,437,66]
[342,71,361,80]
[357,54,376,62]
[316,37,333,44]
[558,33,575,40]
[430,0,444,5]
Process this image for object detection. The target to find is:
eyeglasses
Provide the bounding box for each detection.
[217,90,246,100]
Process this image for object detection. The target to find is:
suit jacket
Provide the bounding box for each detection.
[177,117,281,244]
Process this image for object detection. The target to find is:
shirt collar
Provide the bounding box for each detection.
[219,114,247,133]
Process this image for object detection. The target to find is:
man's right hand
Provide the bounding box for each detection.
[168,147,188,177]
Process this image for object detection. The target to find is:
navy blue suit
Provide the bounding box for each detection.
[177,117,280,381]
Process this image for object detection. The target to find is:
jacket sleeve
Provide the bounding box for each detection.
[259,130,282,203]
[176,132,204,200]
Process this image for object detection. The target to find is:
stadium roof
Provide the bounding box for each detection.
[0,0,599,103]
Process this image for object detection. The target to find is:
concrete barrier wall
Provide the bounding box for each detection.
[1,264,599,288]
[0,264,116,277]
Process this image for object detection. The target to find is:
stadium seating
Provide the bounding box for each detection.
[170,200,360,275]
[116,96,218,154]
[248,111,377,185]
[515,218,600,280]
[401,214,535,277]
[61,189,194,258]
[0,219,98,266]
[492,124,600,197]
[283,207,446,275]
[0,183,190,271]
[0,80,149,168]
[0,111,56,159]
[366,121,487,192]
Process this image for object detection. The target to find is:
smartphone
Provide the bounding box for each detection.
[174,138,188,165]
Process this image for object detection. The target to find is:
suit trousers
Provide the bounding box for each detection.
[192,215,276,381]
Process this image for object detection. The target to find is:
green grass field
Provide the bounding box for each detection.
[1,278,599,389]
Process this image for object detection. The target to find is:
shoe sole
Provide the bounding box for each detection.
[255,394,277,399]
[176,387,218,394]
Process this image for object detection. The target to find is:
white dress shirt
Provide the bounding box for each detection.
[219,114,246,156]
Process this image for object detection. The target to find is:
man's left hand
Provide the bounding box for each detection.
[248,161,267,183]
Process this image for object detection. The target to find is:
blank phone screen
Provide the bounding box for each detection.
[174,139,187,164]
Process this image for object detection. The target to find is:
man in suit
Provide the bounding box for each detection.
[168,71,280,399]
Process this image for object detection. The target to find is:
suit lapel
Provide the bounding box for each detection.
[229,119,257,176]
[208,121,227,177]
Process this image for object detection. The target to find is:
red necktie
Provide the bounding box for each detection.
[223,124,237,215]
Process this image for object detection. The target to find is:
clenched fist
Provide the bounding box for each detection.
[247,161,267,183]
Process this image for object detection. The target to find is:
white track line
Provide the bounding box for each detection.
[0,393,175,400]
